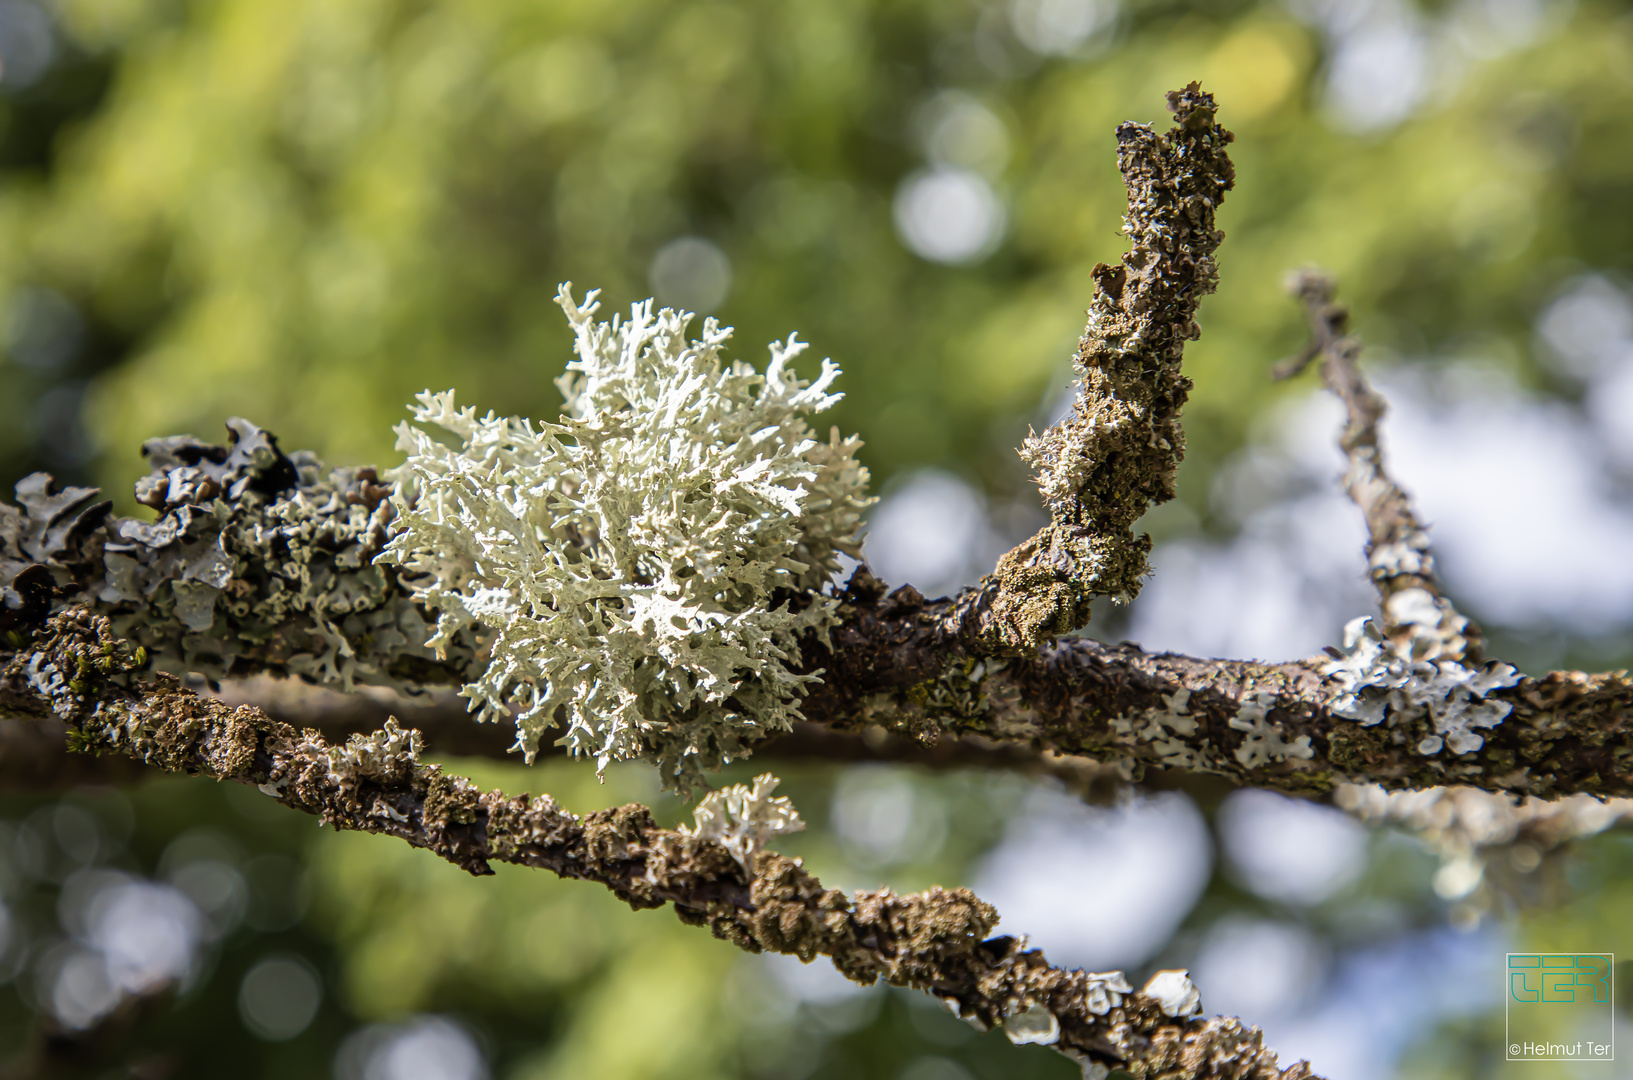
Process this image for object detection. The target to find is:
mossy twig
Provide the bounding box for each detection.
[7,607,1314,1080]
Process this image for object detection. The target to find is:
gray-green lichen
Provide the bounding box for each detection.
[982,83,1235,652]
[1142,969,1203,1018]
[1003,1001,1061,1045]
[1229,690,1315,768]
[1323,614,1521,756]
[2,420,472,692]
[1109,689,1201,770]
[681,772,805,870]
[379,285,871,787]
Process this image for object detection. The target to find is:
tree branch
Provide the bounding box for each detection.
[3,442,1630,801]
[1279,269,1482,662]
[0,677,1134,801]
[1273,272,1633,882]
[2,80,1625,1078]
[975,82,1235,653]
[802,572,1632,799]
[2,93,1627,807]
[7,607,1316,1080]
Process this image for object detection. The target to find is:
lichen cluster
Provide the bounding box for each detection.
[1228,690,1316,768]
[1324,614,1521,755]
[380,285,871,786]
[1109,688,1202,770]
[1,421,470,692]
[1142,969,1203,1018]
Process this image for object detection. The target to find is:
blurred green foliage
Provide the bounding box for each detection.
[5,0,1633,1076]
[4,0,1632,517]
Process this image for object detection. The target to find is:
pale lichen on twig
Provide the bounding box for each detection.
[6,82,1633,1079]
[1278,271,1531,764]
[1280,269,1479,663]
[379,286,871,789]
[681,773,805,870]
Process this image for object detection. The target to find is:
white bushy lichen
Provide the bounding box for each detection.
[682,773,806,869]
[379,285,871,787]
[1324,614,1521,756]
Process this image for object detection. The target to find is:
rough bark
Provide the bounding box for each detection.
[1,678,1134,802]
[982,83,1236,652]
[804,572,1633,800]
[3,450,1631,802]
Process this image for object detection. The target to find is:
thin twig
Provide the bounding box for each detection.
[1281,269,1483,663]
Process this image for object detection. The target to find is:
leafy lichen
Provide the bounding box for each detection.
[1142,969,1202,1018]
[380,285,871,788]
[1324,614,1521,756]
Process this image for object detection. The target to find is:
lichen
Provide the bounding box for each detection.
[2,419,472,694]
[1110,689,1203,769]
[1083,970,1133,1014]
[1143,969,1202,1018]
[1229,690,1315,768]
[379,285,871,788]
[1324,615,1521,756]
[682,773,806,870]
[1003,1001,1060,1045]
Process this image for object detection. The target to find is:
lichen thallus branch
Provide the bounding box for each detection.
[0,83,1630,1078]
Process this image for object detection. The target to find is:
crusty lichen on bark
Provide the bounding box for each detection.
[977,82,1235,653]
[1278,271,1531,765]
[1,418,475,695]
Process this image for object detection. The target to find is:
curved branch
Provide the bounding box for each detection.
[978,83,1236,653]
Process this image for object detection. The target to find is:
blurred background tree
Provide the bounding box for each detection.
[2,0,1633,1077]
